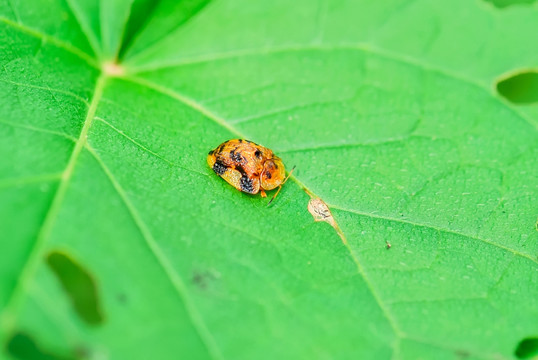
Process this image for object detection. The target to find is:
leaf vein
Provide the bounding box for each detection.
[0,118,76,141]
[0,16,98,68]
[64,0,101,59]
[0,78,90,105]
[330,205,537,264]
[0,173,63,189]
[93,116,209,177]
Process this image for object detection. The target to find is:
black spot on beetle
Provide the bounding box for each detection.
[230,148,244,163]
[254,150,262,159]
[240,173,255,193]
[208,150,214,155]
[266,161,278,170]
[265,171,272,179]
[238,139,243,143]
[212,161,227,175]
[235,165,249,178]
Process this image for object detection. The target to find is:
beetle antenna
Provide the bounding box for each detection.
[268,166,296,206]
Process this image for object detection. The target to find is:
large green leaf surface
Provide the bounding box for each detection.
[1,0,537,359]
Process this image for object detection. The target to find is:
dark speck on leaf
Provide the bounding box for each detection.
[192,272,208,289]
[455,349,470,359]
[192,270,219,290]
[117,293,127,304]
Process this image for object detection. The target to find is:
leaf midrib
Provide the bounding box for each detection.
[1,74,105,333]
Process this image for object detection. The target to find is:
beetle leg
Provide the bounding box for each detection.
[260,189,267,197]
[267,165,296,206]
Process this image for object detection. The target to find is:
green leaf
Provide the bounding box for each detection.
[1,0,537,359]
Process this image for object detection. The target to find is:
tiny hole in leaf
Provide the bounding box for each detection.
[7,332,74,360]
[484,0,537,8]
[46,251,104,325]
[497,71,538,104]
[515,337,538,359]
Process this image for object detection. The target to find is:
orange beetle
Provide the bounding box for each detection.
[207,139,294,204]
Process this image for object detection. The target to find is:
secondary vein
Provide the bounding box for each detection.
[128,44,537,132]
[0,16,98,69]
[329,205,538,265]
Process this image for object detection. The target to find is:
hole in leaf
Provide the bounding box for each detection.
[515,337,538,359]
[7,332,74,360]
[497,71,538,104]
[46,251,104,325]
[484,0,537,8]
